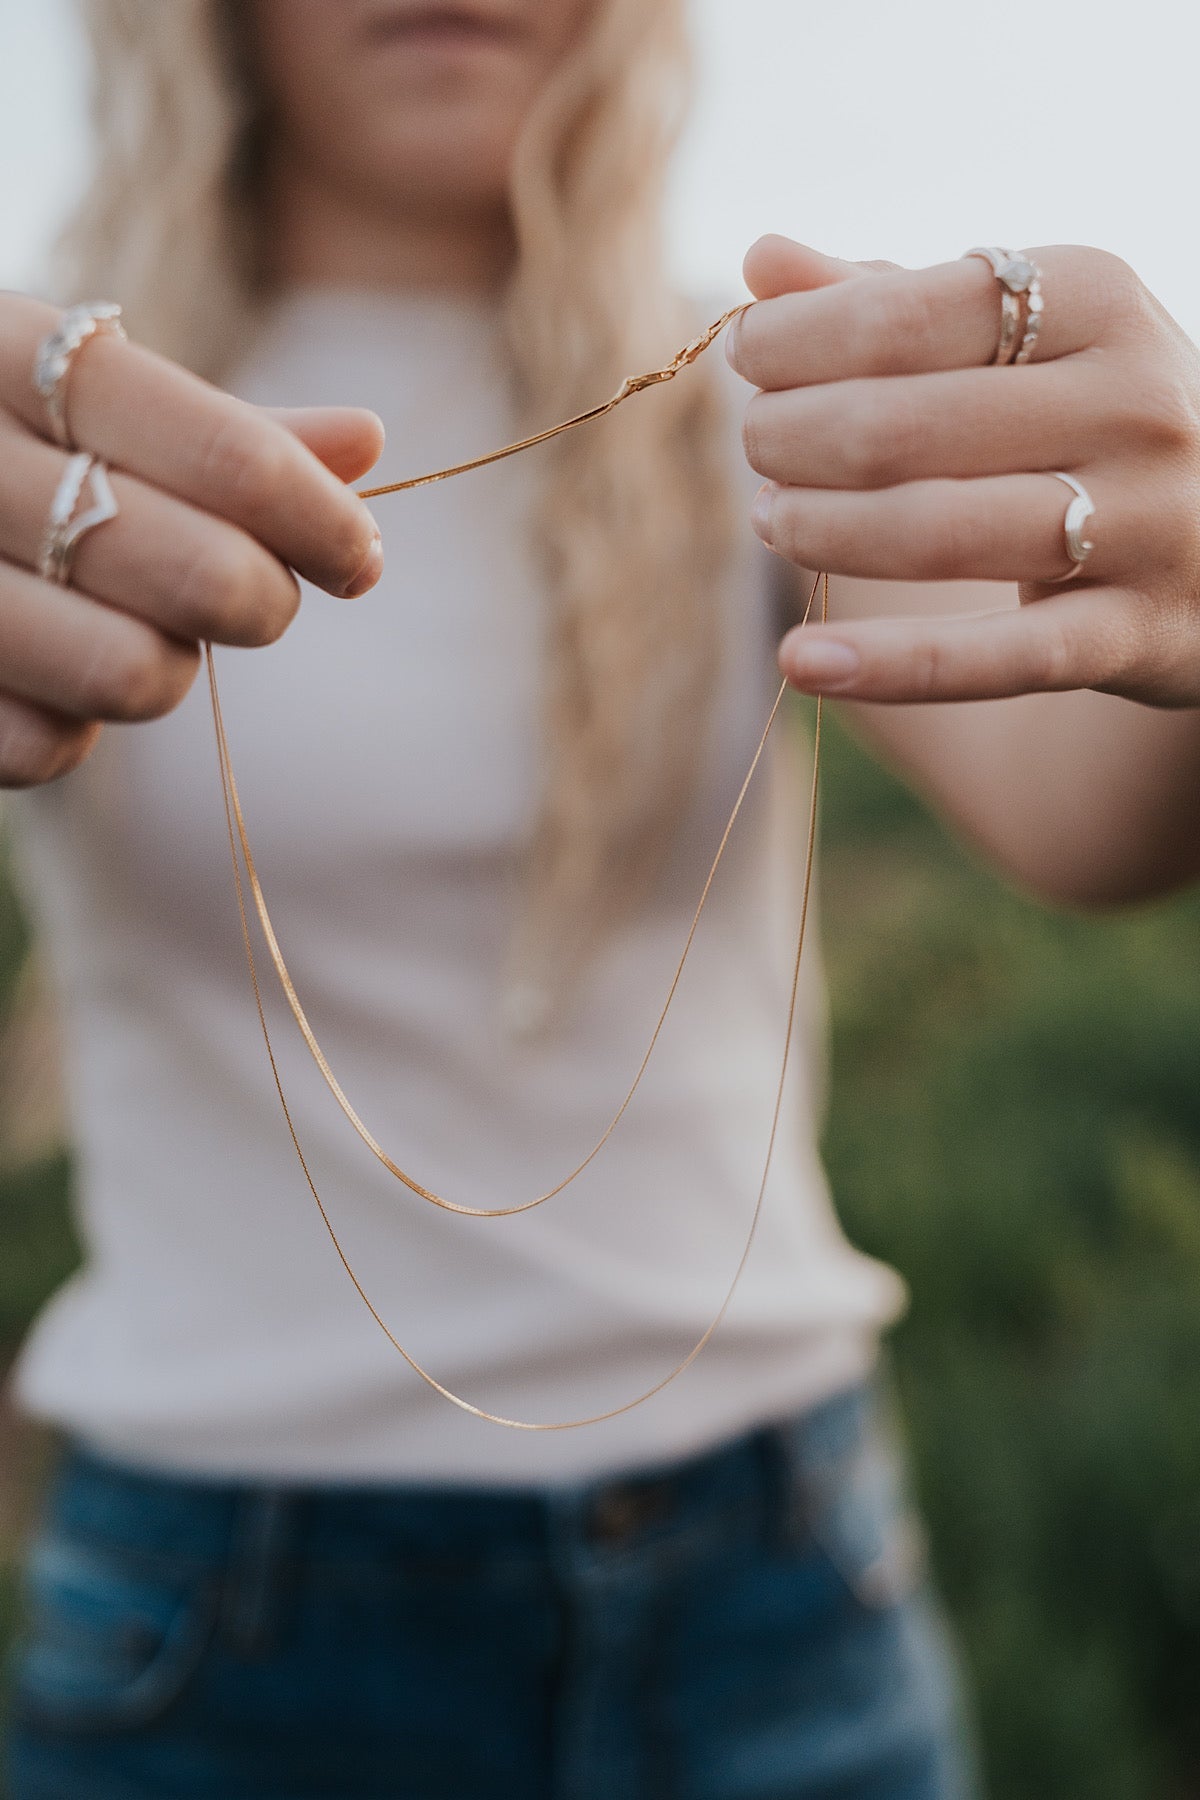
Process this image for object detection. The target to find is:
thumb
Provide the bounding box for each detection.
[743,234,898,300]
[263,404,386,485]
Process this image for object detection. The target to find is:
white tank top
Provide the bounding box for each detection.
[9,290,904,1487]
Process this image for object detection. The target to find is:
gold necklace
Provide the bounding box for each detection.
[205,304,829,1429]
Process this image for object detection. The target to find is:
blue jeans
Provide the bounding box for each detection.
[5,1382,978,1800]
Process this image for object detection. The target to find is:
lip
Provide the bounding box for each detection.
[362,4,527,50]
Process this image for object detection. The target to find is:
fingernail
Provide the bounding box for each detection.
[344,531,383,598]
[782,636,861,691]
[751,483,776,544]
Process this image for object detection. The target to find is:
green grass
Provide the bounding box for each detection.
[1,720,1200,1796]
[818,712,1200,1798]
[0,832,80,1781]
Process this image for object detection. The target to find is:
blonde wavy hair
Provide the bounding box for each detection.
[60,0,735,1009]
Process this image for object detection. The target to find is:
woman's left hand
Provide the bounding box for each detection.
[726,236,1200,707]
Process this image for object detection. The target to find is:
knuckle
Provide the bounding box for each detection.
[772,494,839,570]
[151,641,201,716]
[838,392,906,489]
[252,566,300,644]
[916,492,980,580]
[1141,607,1200,702]
[0,713,63,789]
[1160,501,1200,577]
[79,627,196,722]
[856,277,937,371]
[1121,610,1162,676]
[0,705,96,789]
[199,415,289,523]
[742,397,768,474]
[47,723,100,780]
[178,536,295,646]
[1032,621,1073,690]
[914,531,963,584]
[174,538,243,640]
[731,308,769,386]
[330,510,374,592]
[1088,247,1140,295]
[905,639,944,701]
[1084,248,1148,335]
[836,404,876,487]
[771,499,809,567]
[734,306,780,390]
[1128,366,1200,456]
[85,639,159,721]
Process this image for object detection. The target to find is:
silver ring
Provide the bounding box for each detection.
[33,302,127,449]
[37,453,120,587]
[1047,472,1096,582]
[964,248,1043,367]
[964,247,1021,365]
[1011,253,1045,364]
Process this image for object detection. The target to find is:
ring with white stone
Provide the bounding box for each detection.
[964,247,1022,365]
[964,247,1043,367]
[37,452,120,587]
[32,302,127,449]
[1011,254,1045,364]
[1047,472,1096,582]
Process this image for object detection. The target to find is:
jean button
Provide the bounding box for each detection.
[585,1478,673,1546]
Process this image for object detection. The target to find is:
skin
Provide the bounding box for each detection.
[250,0,589,292]
[726,236,1200,901]
[0,0,587,786]
[3,1,1198,903]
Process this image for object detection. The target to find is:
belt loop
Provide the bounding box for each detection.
[760,1415,812,1553]
[219,1485,295,1657]
[761,1381,874,1554]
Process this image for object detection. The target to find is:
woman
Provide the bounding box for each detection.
[1,2,1198,1796]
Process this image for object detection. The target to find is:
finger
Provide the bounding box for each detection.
[741,361,1122,491]
[0,693,100,789]
[732,259,999,389]
[1,295,382,598]
[265,405,386,485]
[750,471,1148,586]
[777,588,1142,704]
[742,236,876,301]
[1,421,300,648]
[0,560,199,723]
[0,424,302,648]
[730,242,1130,392]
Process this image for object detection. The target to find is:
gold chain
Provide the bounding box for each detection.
[357,303,752,500]
[206,304,830,1429]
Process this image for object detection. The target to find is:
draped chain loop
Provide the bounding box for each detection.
[208,305,830,1429]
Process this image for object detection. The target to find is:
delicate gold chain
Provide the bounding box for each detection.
[357,303,751,500]
[208,656,785,1217]
[207,303,831,1428]
[210,305,775,1220]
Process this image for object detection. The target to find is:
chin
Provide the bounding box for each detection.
[366,117,521,211]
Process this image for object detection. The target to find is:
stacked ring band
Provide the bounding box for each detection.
[964,247,1023,364]
[964,247,1045,367]
[33,302,127,449]
[38,452,120,587]
[1012,257,1045,364]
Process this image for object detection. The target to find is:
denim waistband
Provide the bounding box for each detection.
[48,1380,879,1578]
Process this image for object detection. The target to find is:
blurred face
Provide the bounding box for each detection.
[250,0,594,219]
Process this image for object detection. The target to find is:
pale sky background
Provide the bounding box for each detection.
[1,0,1197,335]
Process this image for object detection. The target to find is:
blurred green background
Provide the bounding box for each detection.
[1,715,1199,1796]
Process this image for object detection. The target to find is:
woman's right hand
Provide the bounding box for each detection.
[0,294,385,788]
